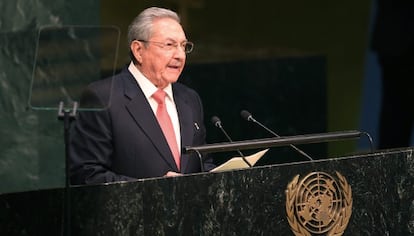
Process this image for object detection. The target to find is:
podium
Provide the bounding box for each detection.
[1,147,414,235]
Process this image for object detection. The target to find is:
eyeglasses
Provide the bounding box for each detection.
[138,40,194,54]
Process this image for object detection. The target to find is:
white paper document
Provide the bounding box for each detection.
[210,149,269,172]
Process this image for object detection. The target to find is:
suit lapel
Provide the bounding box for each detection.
[122,71,178,171]
[173,85,194,172]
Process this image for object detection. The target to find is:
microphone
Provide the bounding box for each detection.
[240,110,314,161]
[211,116,252,167]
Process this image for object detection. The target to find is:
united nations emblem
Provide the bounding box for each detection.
[285,171,352,236]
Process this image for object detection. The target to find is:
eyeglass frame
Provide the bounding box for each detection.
[137,39,194,54]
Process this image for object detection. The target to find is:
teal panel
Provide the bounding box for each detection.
[0,0,100,194]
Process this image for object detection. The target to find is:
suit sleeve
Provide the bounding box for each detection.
[69,84,135,185]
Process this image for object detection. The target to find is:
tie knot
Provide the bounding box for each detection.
[152,89,167,105]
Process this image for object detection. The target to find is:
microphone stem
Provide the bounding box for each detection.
[219,126,252,167]
[253,120,314,161]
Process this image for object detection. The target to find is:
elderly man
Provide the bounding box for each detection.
[70,7,214,184]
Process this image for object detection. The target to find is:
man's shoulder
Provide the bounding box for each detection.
[79,67,133,106]
[88,67,132,90]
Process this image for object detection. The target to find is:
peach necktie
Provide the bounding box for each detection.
[152,89,180,170]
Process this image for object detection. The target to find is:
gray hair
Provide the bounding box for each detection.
[127,7,181,46]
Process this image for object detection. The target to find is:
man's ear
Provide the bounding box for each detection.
[130,40,143,64]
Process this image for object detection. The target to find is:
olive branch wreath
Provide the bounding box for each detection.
[285,172,352,236]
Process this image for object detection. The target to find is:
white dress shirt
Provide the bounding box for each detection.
[128,62,181,153]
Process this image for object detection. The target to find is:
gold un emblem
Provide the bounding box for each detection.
[285,171,352,236]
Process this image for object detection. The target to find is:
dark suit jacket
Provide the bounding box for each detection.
[69,68,214,185]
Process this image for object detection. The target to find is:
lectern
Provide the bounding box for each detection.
[1,146,413,235]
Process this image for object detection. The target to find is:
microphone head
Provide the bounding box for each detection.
[240,110,253,121]
[211,116,222,128]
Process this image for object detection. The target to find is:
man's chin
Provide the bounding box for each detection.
[157,78,179,87]
[164,76,180,84]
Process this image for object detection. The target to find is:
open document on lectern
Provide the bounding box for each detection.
[210,149,269,172]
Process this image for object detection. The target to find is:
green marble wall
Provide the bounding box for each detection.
[0,0,100,193]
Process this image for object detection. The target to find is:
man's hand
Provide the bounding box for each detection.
[164,171,182,177]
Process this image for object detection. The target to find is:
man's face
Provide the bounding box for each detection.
[136,18,187,88]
